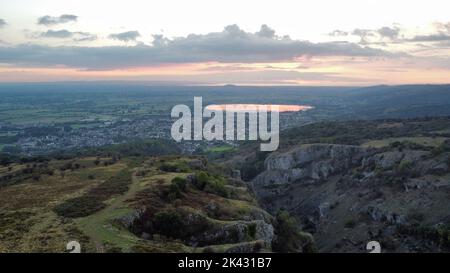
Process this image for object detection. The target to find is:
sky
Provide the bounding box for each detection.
[0,0,449,85]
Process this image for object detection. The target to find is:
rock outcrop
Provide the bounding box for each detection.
[250,143,450,252]
[252,144,376,199]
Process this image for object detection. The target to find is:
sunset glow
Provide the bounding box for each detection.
[0,0,449,85]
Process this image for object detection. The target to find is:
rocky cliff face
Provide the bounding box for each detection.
[251,143,450,252]
[253,144,377,192]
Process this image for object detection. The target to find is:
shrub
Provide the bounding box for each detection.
[431,142,450,156]
[344,219,357,229]
[165,177,188,201]
[159,162,190,173]
[193,171,209,190]
[273,211,316,253]
[397,224,450,249]
[172,177,187,192]
[54,196,106,218]
[398,160,413,173]
[152,210,184,238]
[247,223,257,239]
[204,177,228,198]
[54,169,132,218]
[191,172,229,198]
[89,169,132,200]
[167,183,182,201]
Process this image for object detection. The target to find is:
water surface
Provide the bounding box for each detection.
[205,104,313,112]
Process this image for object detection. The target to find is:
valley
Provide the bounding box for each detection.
[1,84,450,253]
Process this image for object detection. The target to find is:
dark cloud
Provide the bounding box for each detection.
[377,26,400,40]
[343,26,401,43]
[109,31,141,42]
[37,14,78,26]
[352,29,376,44]
[0,25,397,70]
[409,34,450,42]
[41,29,73,38]
[40,29,97,41]
[256,24,276,38]
[0,19,7,28]
[329,30,349,36]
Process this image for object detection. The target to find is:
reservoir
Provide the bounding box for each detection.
[205,104,313,112]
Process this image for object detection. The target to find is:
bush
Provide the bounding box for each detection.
[397,224,450,249]
[54,169,132,218]
[152,210,184,238]
[398,160,413,173]
[204,179,228,198]
[191,172,229,197]
[165,177,188,201]
[432,142,450,156]
[89,169,132,200]
[393,160,421,178]
[193,171,209,190]
[54,196,106,218]
[247,223,257,239]
[167,183,182,201]
[273,211,316,253]
[172,177,187,192]
[159,162,190,173]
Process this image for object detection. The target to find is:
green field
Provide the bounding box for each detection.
[205,145,236,153]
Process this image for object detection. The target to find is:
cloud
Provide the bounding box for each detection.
[329,30,349,36]
[109,31,141,42]
[37,14,78,26]
[409,34,450,42]
[39,29,97,41]
[256,24,276,38]
[352,29,377,44]
[0,19,7,28]
[408,22,450,42]
[377,26,400,40]
[433,22,450,33]
[41,29,73,38]
[341,26,401,44]
[0,25,398,70]
[199,64,257,72]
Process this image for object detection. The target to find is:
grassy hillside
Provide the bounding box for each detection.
[0,154,312,253]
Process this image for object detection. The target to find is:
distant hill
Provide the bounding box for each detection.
[344,85,450,119]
